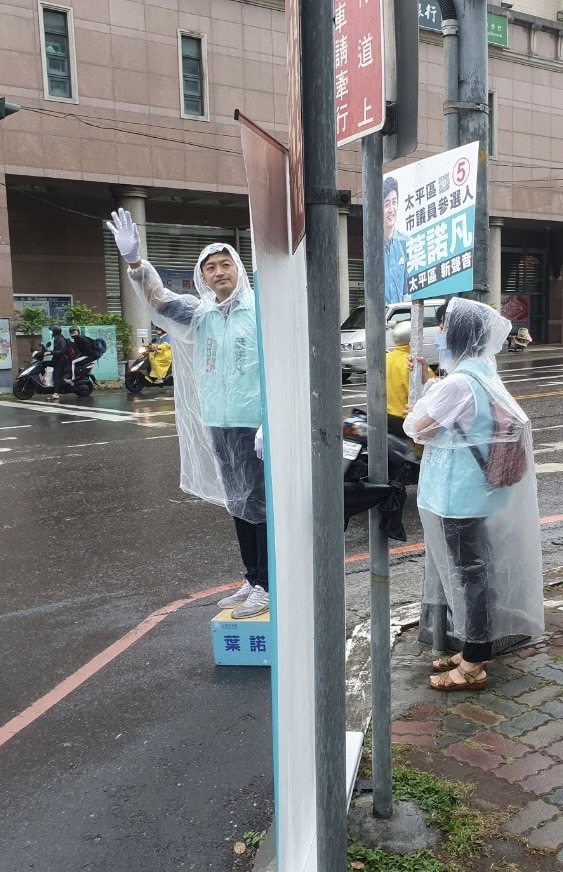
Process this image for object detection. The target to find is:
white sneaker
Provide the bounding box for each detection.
[231,585,269,619]
[217,579,253,609]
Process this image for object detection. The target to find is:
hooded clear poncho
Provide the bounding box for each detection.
[404,297,544,644]
[127,244,265,524]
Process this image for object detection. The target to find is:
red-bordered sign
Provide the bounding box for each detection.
[335,0,385,147]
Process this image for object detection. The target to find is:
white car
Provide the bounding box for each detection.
[341,299,445,381]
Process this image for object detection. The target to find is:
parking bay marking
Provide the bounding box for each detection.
[0,401,175,425]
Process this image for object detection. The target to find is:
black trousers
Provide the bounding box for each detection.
[443,517,492,663]
[46,359,65,393]
[387,414,406,439]
[210,427,268,592]
[233,516,268,591]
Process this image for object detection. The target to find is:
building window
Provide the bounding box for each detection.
[488,90,497,159]
[179,32,208,120]
[39,3,78,102]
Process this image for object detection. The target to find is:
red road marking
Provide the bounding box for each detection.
[344,513,563,565]
[2,510,563,750]
[0,580,239,750]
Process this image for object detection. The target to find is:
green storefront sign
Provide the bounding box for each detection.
[487,12,508,47]
[419,6,509,48]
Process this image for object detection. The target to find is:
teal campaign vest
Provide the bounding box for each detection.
[418,359,509,518]
[195,299,262,428]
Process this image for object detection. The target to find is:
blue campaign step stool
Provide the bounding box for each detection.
[211,609,271,667]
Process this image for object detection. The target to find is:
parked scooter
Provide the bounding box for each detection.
[342,408,420,485]
[125,345,174,393]
[13,345,97,400]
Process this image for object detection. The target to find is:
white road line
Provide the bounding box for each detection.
[536,463,563,473]
[67,442,109,448]
[0,402,136,423]
[145,434,179,440]
[3,400,166,418]
[0,448,12,452]
[532,424,563,432]
[18,400,138,417]
[502,375,563,384]
[534,441,563,454]
[0,425,32,431]
[499,363,563,375]
[0,437,18,441]
[59,418,98,424]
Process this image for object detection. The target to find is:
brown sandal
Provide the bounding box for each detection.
[432,655,460,673]
[430,664,487,692]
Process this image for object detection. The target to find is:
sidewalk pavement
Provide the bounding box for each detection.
[387,582,563,868]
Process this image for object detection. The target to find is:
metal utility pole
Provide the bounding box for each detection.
[440,1,460,151]
[301,0,347,868]
[456,0,489,300]
[0,98,20,119]
[363,131,392,818]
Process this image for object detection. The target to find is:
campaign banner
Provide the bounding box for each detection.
[382,141,479,303]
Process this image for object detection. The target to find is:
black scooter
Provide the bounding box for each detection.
[342,407,420,485]
[125,346,173,394]
[13,346,96,400]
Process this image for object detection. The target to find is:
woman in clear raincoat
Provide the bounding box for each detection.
[107,209,268,619]
[404,297,544,692]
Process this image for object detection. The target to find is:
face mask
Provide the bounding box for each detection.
[434,332,446,350]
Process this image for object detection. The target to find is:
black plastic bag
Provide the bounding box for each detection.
[343,477,407,542]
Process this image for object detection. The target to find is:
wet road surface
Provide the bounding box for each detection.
[1,349,562,870]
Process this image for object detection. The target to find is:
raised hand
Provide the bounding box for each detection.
[106,208,141,264]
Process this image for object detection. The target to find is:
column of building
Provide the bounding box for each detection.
[0,164,17,388]
[489,217,503,313]
[111,186,153,357]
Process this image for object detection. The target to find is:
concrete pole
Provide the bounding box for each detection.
[489,218,503,312]
[111,186,152,357]
[363,131,392,819]
[301,0,347,867]
[455,0,489,301]
[339,210,350,321]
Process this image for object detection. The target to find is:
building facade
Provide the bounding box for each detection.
[0,0,563,385]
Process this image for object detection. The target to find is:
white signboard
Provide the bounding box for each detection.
[240,114,316,872]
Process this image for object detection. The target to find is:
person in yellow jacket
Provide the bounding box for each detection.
[386,321,434,438]
[148,326,172,382]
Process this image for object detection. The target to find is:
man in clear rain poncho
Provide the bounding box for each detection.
[107,209,268,619]
[404,297,544,692]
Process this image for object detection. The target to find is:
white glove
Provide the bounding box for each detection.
[254,425,264,460]
[106,208,141,264]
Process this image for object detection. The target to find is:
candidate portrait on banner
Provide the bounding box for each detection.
[383,175,409,304]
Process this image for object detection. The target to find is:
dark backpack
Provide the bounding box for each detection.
[457,370,528,489]
[63,337,78,362]
[90,337,107,357]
